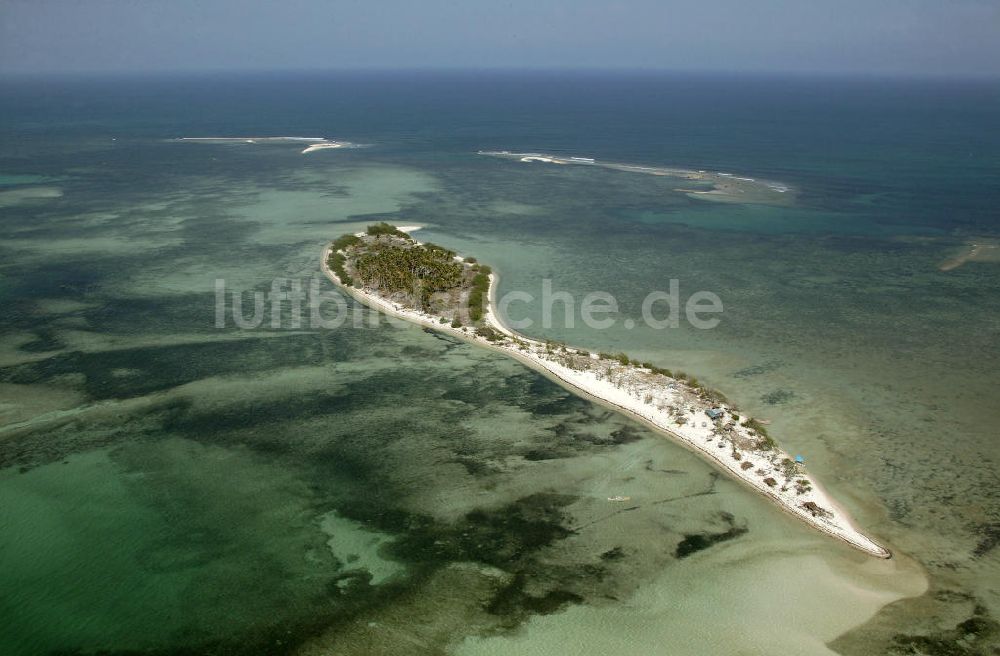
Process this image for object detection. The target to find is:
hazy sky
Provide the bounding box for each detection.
[2,0,999,76]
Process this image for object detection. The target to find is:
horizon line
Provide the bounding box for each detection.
[1,66,999,83]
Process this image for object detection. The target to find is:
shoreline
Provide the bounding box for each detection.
[320,242,891,559]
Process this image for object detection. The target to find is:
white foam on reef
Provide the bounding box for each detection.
[301,142,350,154]
[178,136,327,142]
[178,136,359,153]
[479,150,795,201]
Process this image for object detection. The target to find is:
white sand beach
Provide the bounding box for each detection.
[320,241,891,559]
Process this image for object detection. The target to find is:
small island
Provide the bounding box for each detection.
[322,223,890,558]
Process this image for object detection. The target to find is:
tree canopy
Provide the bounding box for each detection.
[353,243,464,300]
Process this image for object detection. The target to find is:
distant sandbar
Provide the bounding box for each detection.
[177,136,360,154]
[939,238,1000,271]
[479,150,794,205]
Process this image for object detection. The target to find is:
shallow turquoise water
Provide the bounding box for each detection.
[0,72,998,654]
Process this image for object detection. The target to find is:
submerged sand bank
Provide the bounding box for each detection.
[320,241,890,559]
[938,238,1000,271]
[479,150,794,205]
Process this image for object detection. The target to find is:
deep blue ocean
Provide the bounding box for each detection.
[4,71,999,235]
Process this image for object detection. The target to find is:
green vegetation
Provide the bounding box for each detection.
[639,361,674,377]
[366,222,411,239]
[354,244,463,304]
[332,233,362,251]
[332,228,773,462]
[332,225,499,327]
[467,268,491,322]
[422,242,456,258]
[743,417,769,437]
[743,416,778,450]
[475,325,503,342]
[780,458,799,479]
[327,252,354,287]
[756,435,777,451]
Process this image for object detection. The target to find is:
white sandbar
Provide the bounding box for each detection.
[320,242,890,559]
